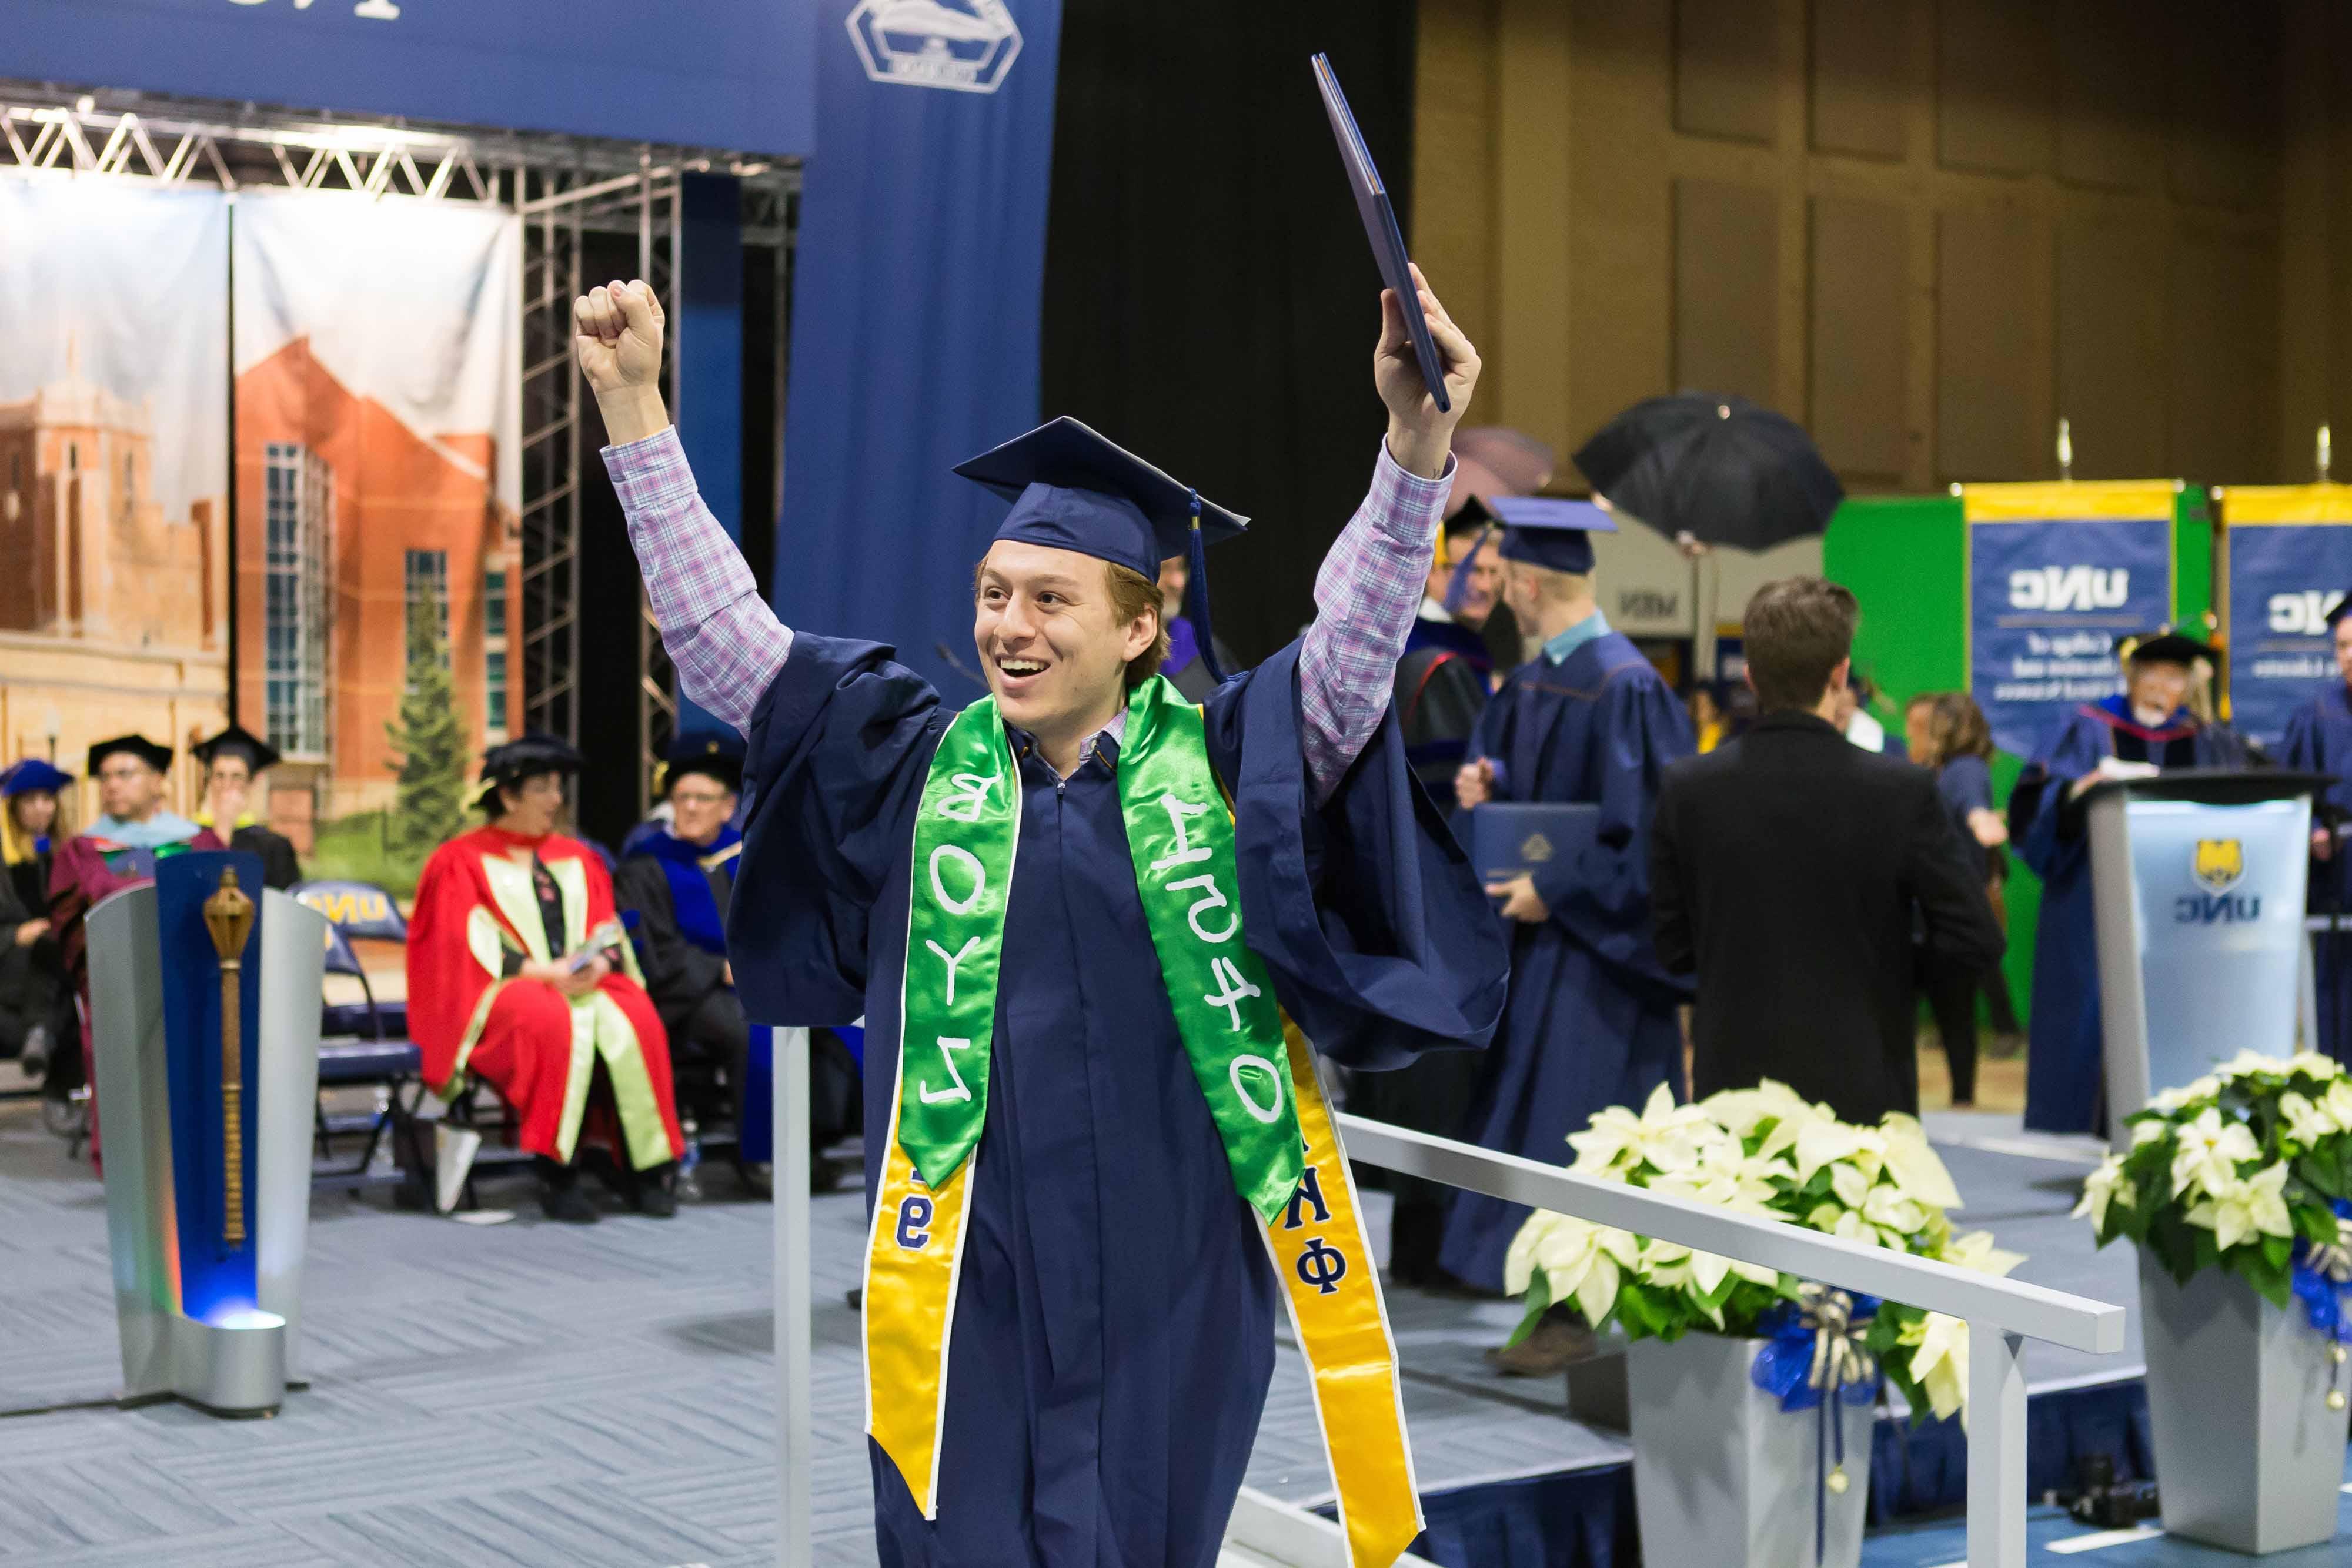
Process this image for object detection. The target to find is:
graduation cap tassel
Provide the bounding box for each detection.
[1441,523,1497,618]
[1181,487,1226,687]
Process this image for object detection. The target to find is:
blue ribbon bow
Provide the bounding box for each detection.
[1752,1287,1882,1564]
[2290,1201,2352,1405]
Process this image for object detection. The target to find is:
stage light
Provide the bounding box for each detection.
[75,95,95,115]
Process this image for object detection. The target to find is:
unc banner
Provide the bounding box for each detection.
[776,0,1064,698]
[1964,484,2179,757]
[2221,487,2352,752]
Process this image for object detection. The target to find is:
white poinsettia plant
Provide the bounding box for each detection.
[1506,1080,2022,1422]
[2075,1051,2352,1306]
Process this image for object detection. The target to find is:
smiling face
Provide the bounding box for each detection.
[669,773,737,847]
[974,541,1158,741]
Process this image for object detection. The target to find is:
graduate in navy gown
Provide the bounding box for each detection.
[2283,593,2352,1065]
[1439,498,1695,1339]
[579,273,1506,1568]
[2010,631,2247,1133]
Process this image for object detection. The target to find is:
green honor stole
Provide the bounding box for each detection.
[863,676,1424,1567]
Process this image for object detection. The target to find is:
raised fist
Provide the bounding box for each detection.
[574,279,666,395]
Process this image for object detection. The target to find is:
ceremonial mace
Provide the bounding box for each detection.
[203,869,256,1247]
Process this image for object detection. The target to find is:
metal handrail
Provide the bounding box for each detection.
[1334,1112,2126,1568]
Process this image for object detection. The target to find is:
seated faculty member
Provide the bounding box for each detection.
[1649,578,2003,1123]
[578,272,1505,1568]
[407,736,686,1221]
[192,724,303,891]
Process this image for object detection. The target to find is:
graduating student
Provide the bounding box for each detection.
[191,724,303,891]
[2283,593,2352,1065]
[579,269,1505,1568]
[1439,500,1694,1336]
[2010,631,2247,1132]
[49,735,223,1159]
[406,735,686,1221]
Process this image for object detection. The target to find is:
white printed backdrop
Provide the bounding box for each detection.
[0,180,231,803]
[231,192,522,828]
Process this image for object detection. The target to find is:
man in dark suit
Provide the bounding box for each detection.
[1650,577,2003,1122]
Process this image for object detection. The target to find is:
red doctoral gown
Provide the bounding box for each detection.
[406,826,683,1168]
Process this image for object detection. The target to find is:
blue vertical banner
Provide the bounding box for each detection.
[776,1,1063,697]
[677,172,746,748]
[1963,484,2179,758]
[2220,487,2352,753]
[155,852,265,1323]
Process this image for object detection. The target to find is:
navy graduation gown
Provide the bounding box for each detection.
[2284,684,2352,1065]
[2012,697,2245,1132]
[1438,631,1695,1293]
[730,634,1505,1568]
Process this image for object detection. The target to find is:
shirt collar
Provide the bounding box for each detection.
[1418,595,1453,624]
[1542,608,1611,666]
[1013,707,1130,783]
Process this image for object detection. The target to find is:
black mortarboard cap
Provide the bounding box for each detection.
[957,417,1248,684]
[88,734,172,774]
[477,733,584,810]
[663,734,745,797]
[0,758,71,797]
[1493,496,1618,576]
[2116,630,2217,666]
[1445,494,1500,538]
[192,723,282,775]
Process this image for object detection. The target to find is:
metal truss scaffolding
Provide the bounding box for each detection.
[2,82,796,818]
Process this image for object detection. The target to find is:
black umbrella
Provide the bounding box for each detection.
[1571,393,1844,551]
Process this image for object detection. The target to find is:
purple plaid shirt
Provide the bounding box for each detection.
[603,427,1451,800]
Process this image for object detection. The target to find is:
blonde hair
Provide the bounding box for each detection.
[971,556,1171,691]
[1506,559,1592,606]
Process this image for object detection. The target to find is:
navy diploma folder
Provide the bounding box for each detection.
[1470,802,1601,889]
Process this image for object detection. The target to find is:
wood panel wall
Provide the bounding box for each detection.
[1412,0,2352,493]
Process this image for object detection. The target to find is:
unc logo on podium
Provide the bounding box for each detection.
[846,0,1023,94]
[86,851,327,1417]
[2193,838,2246,894]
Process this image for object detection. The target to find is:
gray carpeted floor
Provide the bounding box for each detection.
[0,1087,2127,1568]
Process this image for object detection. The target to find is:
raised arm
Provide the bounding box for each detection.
[1298,267,1481,800]
[579,280,789,733]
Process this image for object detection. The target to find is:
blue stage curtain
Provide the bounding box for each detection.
[774,1,1065,700]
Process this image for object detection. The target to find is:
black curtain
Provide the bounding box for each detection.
[1041,2,1420,668]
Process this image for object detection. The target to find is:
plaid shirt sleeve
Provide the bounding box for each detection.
[1299,443,1456,801]
[602,427,791,734]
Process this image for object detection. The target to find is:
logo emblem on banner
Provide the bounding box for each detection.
[2193,838,2246,894]
[847,0,1023,94]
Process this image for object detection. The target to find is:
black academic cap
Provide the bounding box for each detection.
[479,733,584,785]
[663,734,744,797]
[88,734,172,775]
[2116,630,2217,666]
[953,417,1248,583]
[0,758,71,797]
[1445,494,1501,536]
[192,723,282,775]
[1492,497,1618,576]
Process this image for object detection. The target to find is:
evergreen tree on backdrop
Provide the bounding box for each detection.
[386,589,469,861]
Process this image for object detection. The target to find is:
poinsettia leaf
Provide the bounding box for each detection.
[2261,1232,2293,1272]
[1504,1271,1553,1350]
[2293,1201,2340,1246]
[2237,1250,2293,1310]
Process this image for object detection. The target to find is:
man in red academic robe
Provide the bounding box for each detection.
[49,735,225,1162]
[406,735,685,1221]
